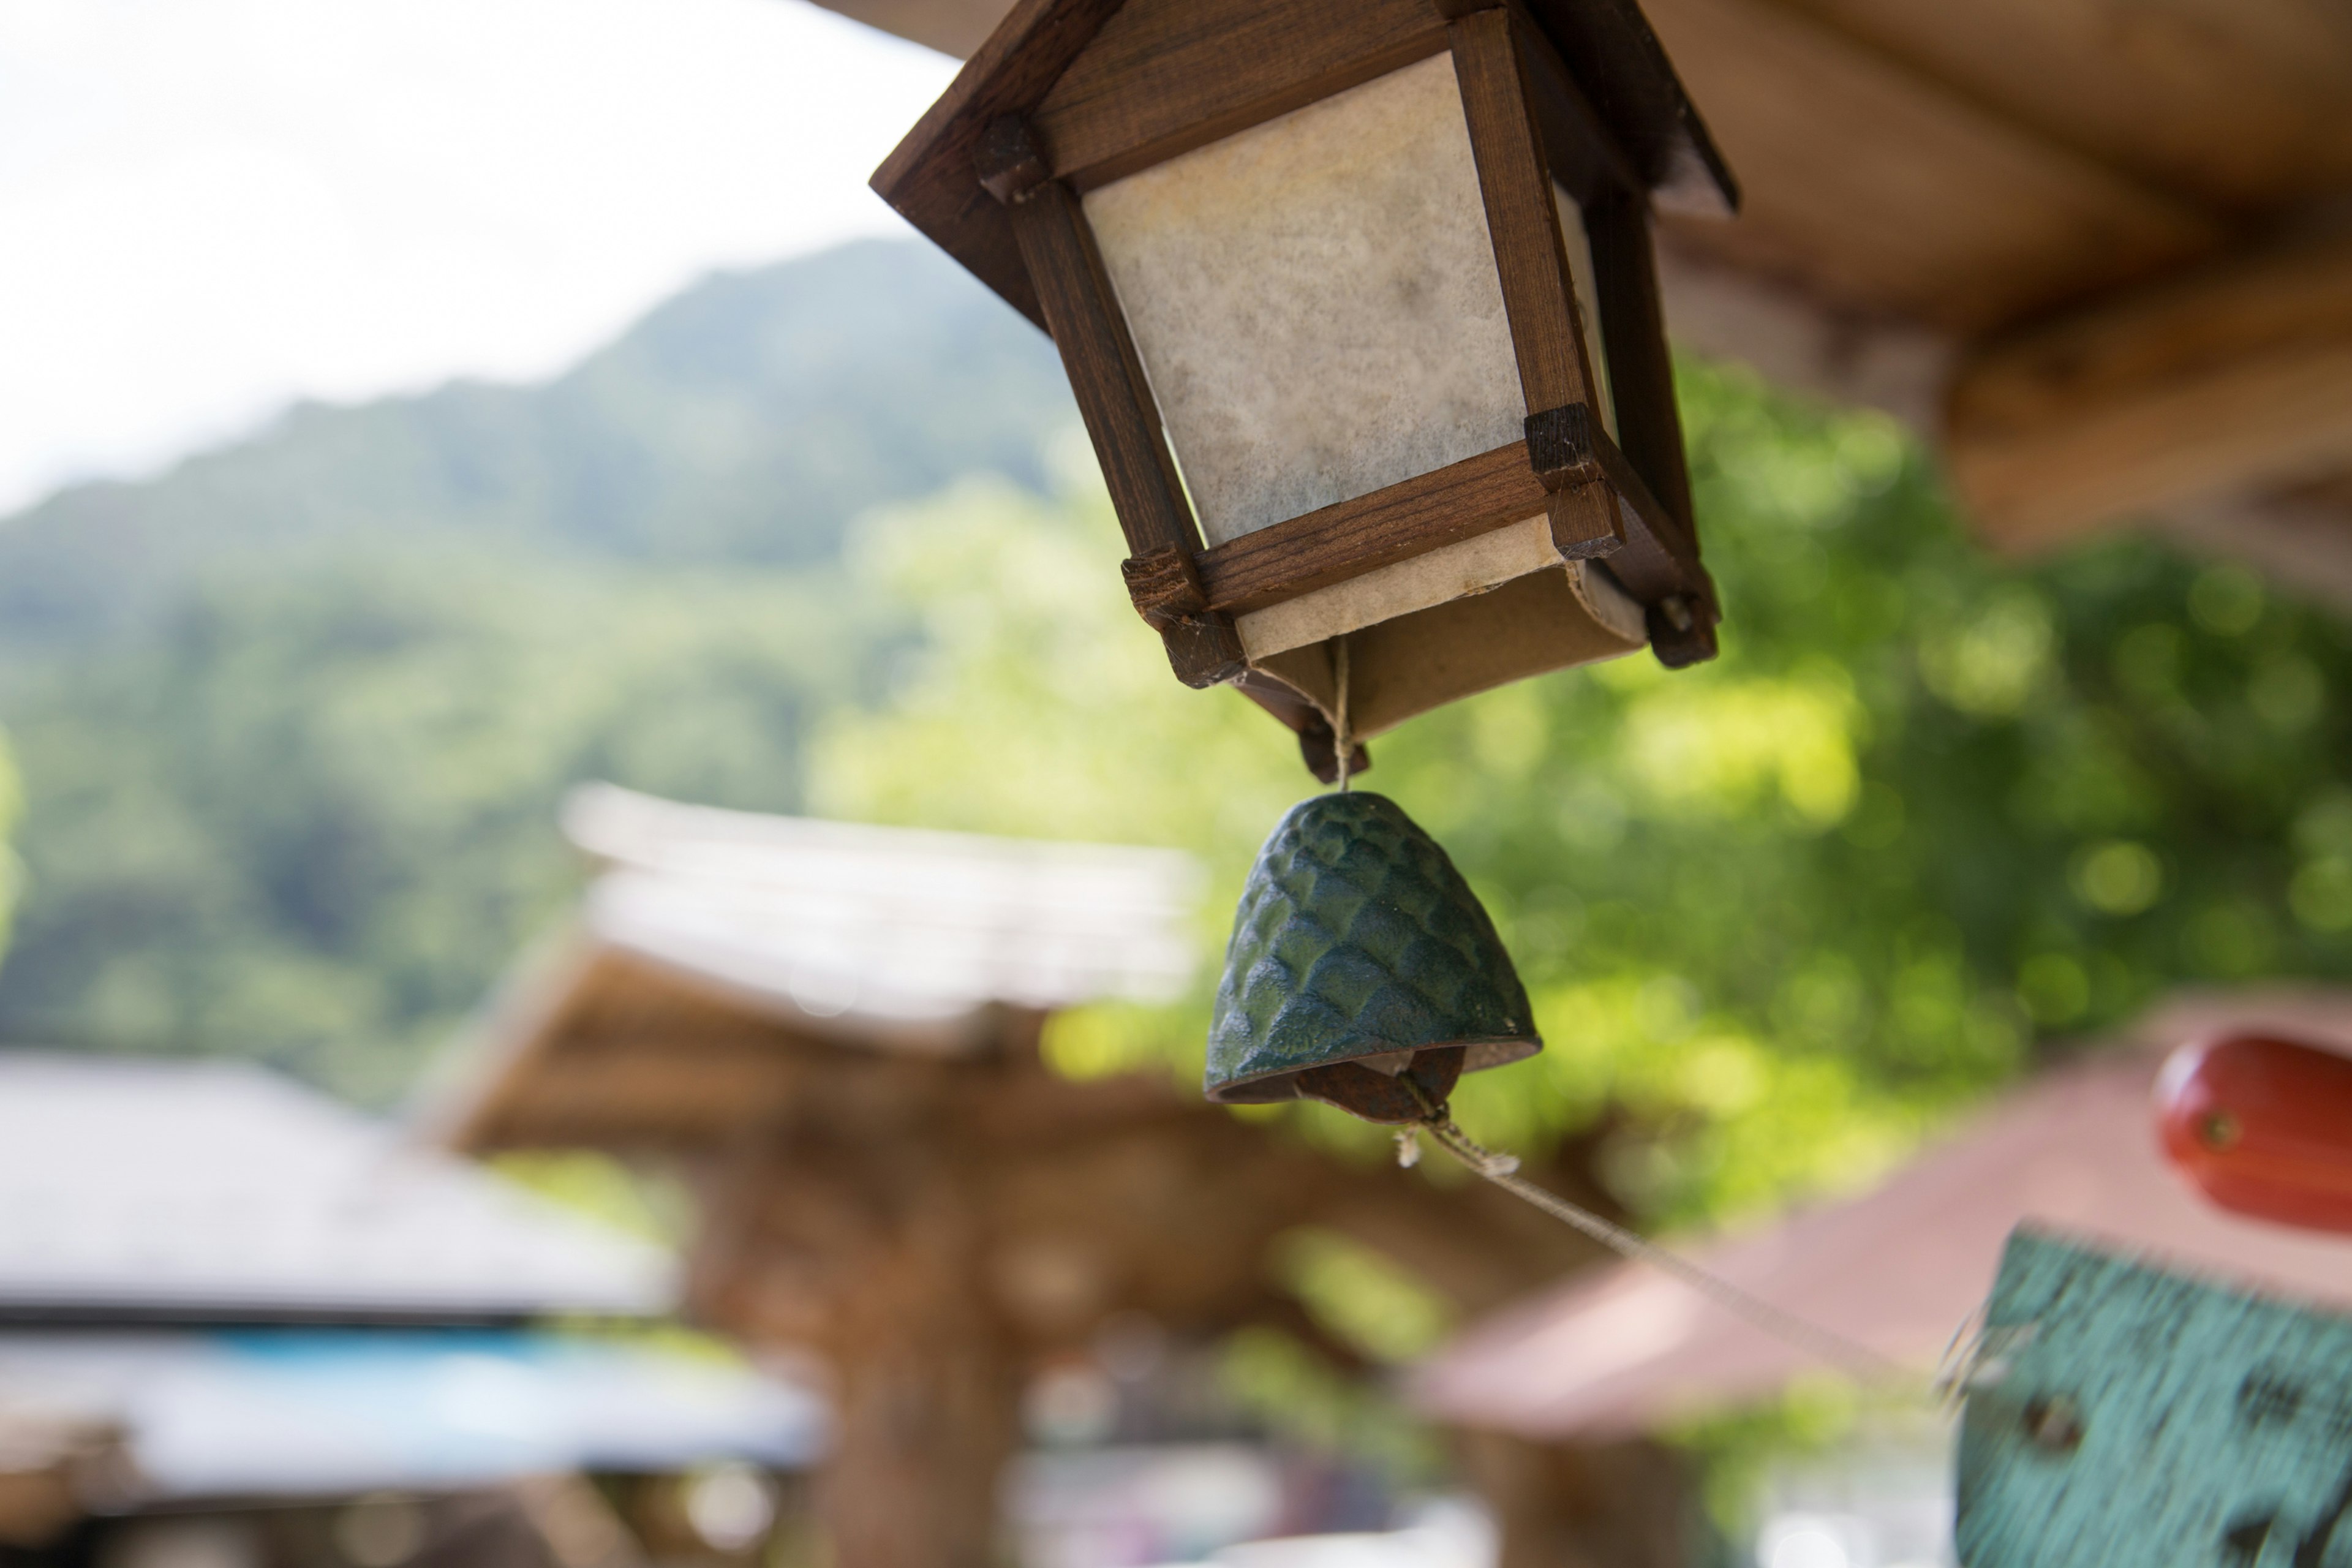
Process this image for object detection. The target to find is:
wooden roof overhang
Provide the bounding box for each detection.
[840,0,2352,593]
[873,0,1735,336]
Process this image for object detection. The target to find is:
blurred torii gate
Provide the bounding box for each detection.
[824,0,2352,598]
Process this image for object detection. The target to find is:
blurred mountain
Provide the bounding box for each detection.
[0,239,1075,1099]
[0,239,1074,662]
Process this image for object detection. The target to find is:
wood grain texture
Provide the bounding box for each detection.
[1153,614,1248,690]
[868,0,1734,342]
[998,173,1198,562]
[973,114,1050,202]
[1947,233,2352,545]
[1770,0,2352,214]
[871,0,1125,328]
[1032,0,1447,190]
[1511,3,1642,206]
[995,167,1242,688]
[1545,481,1624,561]
[1195,443,1551,616]
[1959,1228,2352,1568]
[1451,8,1600,418]
[1119,544,1208,631]
[1517,0,1737,216]
[1587,198,1695,532]
[1525,403,1707,610]
[1639,0,2225,334]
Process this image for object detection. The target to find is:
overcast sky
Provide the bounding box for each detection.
[0,0,960,514]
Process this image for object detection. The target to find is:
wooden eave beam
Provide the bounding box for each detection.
[1753,0,2352,215]
[1945,233,2352,548]
[1634,0,2226,334]
[810,0,1010,60]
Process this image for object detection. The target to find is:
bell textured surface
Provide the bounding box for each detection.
[1207,792,1540,1123]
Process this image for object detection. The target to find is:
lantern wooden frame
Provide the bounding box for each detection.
[876,0,1736,776]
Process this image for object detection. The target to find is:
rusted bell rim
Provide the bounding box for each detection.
[1205,1034,1541,1106]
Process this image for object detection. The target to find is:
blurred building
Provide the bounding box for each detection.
[1414,991,2352,1568]
[0,1052,820,1568]
[433,785,1603,1568]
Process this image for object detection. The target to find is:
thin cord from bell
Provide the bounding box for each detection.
[1325,639,1923,1385]
[1403,1082,1912,1383]
[1333,635,1353,793]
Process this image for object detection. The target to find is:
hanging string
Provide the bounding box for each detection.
[1333,635,1354,794]
[1401,1081,1914,1384]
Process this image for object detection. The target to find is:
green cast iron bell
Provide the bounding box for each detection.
[1207,791,1541,1124]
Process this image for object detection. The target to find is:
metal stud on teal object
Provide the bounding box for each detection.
[1207,792,1540,1124]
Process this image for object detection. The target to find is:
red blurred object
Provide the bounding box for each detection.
[2157,1033,2352,1234]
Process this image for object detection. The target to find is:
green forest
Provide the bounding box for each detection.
[5,237,2352,1237]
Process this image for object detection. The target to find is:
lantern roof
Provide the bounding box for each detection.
[873,0,1737,331]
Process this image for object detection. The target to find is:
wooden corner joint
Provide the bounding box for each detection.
[1120,545,1209,631]
[1125,545,1243,689]
[1528,404,1622,560]
[976,116,1052,206]
[1524,404,1603,489]
[1159,613,1246,690]
[1646,592,1718,669]
[1526,402,1722,666]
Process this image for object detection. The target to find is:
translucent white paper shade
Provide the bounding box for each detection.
[1083,54,1523,548]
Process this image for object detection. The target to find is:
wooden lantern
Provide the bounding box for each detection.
[875,0,1736,777]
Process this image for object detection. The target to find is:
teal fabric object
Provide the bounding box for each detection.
[1207,792,1540,1123]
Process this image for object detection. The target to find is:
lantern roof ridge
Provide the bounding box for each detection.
[872,0,1736,331]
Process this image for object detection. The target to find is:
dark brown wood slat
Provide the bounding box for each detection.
[1545,480,1626,560]
[870,0,1128,330]
[1118,545,1210,630]
[1518,0,1736,216]
[1451,7,1600,418]
[1194,443,1551,615]
[997,172,1197,560]
[1033,0,1447,191]
[1586,192,1697,534]
[990,146,1244,687]
[1523,401,1715,657]
[1509,3,1642,206]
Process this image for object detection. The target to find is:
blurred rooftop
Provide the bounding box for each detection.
[440,783,1207,1149]
[1414,990,2352,1439]
[0,1053,673,1325]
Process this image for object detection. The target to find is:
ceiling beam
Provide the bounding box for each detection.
[808,0,1008,58]
[1946,232,2352,548]
[1638,0,2225,334]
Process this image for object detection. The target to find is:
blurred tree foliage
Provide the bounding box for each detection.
[817,361,2352,1233]
[0,551,859,1100]
[5,238,2352,1233]
[0,727,20,961]
[0,241,1067,1100]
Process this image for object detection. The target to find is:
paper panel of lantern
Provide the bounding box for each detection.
[876,0,1738,778]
